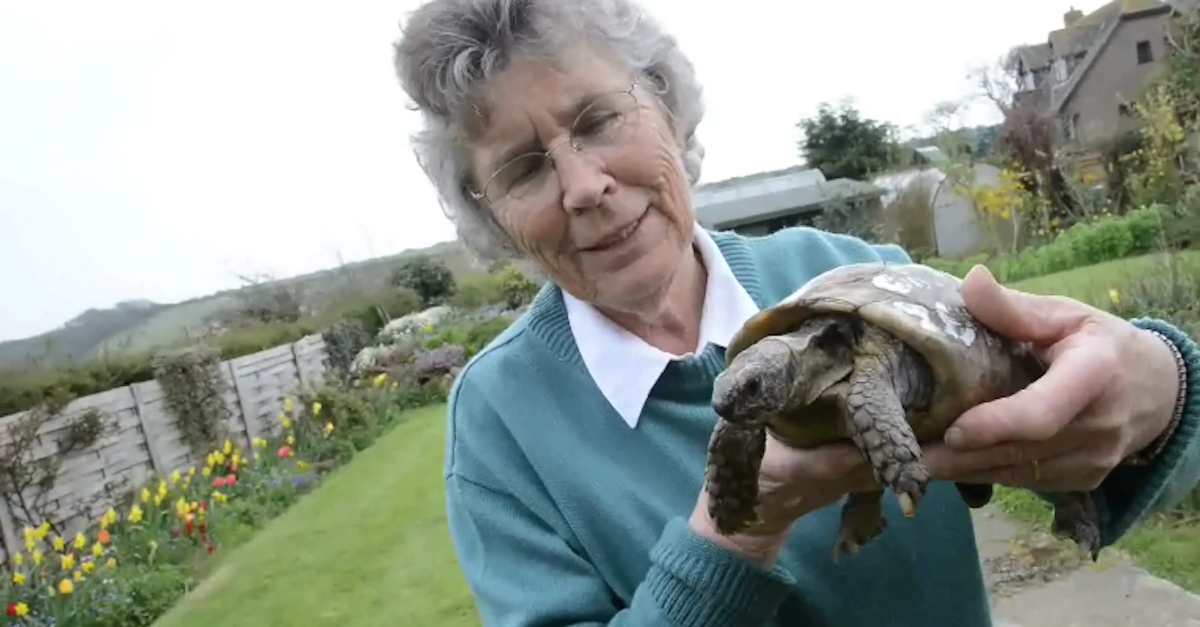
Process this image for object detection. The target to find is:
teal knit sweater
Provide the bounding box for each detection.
[444,226,1200,627]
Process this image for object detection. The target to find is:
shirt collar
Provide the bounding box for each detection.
[563,224,761,428]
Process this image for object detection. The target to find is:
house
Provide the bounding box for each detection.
[1011,0,1194,158]
[870,163,1017,258]
[692,165,886,237]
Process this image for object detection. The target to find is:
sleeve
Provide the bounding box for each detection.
[444,368,797,627]
[1084,316,1200,546]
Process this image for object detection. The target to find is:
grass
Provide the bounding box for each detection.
[150,403,478,627]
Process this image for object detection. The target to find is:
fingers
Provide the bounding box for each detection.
[960,265,1088,344]
[940,449,1109,492]
[765,437,878,489]
[923,437,1077,481]
[945,342,1112,449]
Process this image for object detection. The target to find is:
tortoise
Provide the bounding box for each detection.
[703,261,1101,562]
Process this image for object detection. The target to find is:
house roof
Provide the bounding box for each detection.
[1048,0,1174,114]
[1015,43,1052,72]
[692,166,885,229]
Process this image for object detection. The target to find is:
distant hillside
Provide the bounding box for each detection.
[0,300,170,369]
[0,238,479,370]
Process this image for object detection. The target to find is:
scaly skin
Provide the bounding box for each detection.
[835,325,932,560]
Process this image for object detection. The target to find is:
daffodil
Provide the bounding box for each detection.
[61,553,74,571]
[12,572,25,585]
[128,504,144,524]
[11,602,27,617]
[312,401,323,416]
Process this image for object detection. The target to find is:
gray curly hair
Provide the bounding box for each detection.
[392,0,706,264]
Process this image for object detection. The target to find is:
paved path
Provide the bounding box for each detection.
[974,507,1200,626]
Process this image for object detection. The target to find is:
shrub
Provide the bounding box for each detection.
[451,273,505,310]
[152,346,232,457]
[389,256,456,307]
[922,204,1172,281]
[321,319,372,381]
[496,264,540,310]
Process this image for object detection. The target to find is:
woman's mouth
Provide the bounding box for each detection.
[582,212,648,252]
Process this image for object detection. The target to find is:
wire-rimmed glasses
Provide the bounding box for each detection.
[469,80,642,210]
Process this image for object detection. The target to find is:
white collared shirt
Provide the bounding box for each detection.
[563,224,761,428]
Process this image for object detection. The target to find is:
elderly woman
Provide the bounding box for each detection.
[391,1,1200,625]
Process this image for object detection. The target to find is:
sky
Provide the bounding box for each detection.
[0,0,1113,342]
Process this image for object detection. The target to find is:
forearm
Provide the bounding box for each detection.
[1075,318,1200,545]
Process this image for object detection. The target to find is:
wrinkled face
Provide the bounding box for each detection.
[465,46,694,313]
[711,338,801,423]
[711,316,859,424]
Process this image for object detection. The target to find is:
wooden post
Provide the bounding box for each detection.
[129,384,166,475]
[227,361,256,450]
[0,494,18,566]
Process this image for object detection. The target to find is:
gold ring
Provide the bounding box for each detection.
[1030,459,1040,482]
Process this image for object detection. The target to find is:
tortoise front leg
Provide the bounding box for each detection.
[844,347,930,520]
[704,418,768,535]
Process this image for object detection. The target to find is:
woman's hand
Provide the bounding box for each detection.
[688,437,880,565]
[923,265,1181,493]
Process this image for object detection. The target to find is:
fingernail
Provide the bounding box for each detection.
[944,427,964,447]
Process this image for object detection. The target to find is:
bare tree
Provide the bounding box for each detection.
[966,46,1026,115]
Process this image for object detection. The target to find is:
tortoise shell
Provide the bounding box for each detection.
[725,262,1046,431]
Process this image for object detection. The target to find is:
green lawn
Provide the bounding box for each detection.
[151,403,478,627]
[1006,249,1200,301]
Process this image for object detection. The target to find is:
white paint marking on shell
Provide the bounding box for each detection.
[871,273,914,295]
[891,301,940,335]
[933,301,977,347]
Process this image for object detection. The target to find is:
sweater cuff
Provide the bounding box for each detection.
[643,518,795,626]
[1103,318,1200,541]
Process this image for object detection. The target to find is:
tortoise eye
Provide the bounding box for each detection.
[743,378,762,397]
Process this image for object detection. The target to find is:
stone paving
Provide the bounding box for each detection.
[973,506,1200,626]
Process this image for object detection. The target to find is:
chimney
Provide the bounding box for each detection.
[1064,7,1084,27]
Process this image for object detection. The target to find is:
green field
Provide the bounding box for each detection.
[149,253,1200,626]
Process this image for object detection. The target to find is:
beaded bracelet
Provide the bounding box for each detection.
[1122,329,1189,467]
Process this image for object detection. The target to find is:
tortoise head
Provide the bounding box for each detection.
[713,315,860,424]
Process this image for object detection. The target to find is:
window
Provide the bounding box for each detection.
[1058,113,1081,143]
[1137,40,1154,64]
[1053,57,1069,82]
